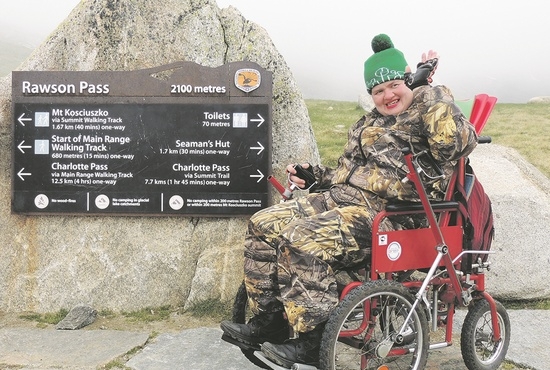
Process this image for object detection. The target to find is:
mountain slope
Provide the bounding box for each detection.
[0,40,33,77]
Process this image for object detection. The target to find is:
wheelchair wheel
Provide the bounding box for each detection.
[461,299,510,370]
[319,280,429,370]
[230,280,271,369]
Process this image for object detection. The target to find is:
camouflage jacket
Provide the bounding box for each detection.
[311,85,478,207]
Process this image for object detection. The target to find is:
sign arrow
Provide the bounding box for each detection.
[250,169,264,183]
[18,113,32,126]
[17,140,32,154]
[17,168,32,181]
[250,142,264,155]
[250,113,265,127]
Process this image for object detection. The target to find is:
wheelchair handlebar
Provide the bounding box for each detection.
[274,136,491,202]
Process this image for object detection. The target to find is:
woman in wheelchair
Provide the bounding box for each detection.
[220,33,478,368]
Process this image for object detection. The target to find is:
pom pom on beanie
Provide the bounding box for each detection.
[364,34,408,93]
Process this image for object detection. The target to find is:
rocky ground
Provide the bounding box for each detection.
[0,310,531,370]
[0,309,222,334]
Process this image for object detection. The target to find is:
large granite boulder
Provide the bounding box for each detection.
[1,0,548,315]
[470,144,550,300]
[0,0,319,312]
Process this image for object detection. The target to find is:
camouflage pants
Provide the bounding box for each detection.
[243,190,397,334]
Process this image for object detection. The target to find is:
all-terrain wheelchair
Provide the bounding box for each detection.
[226,94,510,370]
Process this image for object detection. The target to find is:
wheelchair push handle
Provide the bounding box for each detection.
[478,135,492,144]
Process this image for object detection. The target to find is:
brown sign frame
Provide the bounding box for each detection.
[12,61,272,216]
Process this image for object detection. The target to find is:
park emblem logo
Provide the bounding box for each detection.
[235,69,261,93]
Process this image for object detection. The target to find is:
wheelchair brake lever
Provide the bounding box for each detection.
[401,148,444,182]
[268,175,296,201]
[413,150,445,180]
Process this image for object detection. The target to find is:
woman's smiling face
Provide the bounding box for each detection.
[371,80,414,116]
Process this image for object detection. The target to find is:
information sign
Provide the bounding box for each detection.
[12,62,272,215]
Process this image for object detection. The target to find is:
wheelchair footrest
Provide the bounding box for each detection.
[254,351,319,370]
[221,333,260,352]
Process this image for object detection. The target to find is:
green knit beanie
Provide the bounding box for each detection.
[363,34,408,93]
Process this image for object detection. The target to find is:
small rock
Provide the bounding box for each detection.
[358,94,374,111]
[527,96,550,104]
[56,304,98,330]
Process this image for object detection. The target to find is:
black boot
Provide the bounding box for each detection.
[261,324,324,368]
[220,311,288,347]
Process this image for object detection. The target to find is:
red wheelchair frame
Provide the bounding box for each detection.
[318,94,510,370]
[233,94,510,370]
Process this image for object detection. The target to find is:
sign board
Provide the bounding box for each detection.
[12,62,272,216]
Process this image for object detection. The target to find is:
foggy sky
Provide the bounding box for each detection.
[2,0,549,103]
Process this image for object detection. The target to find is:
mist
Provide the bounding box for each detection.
[3,0,549,103]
